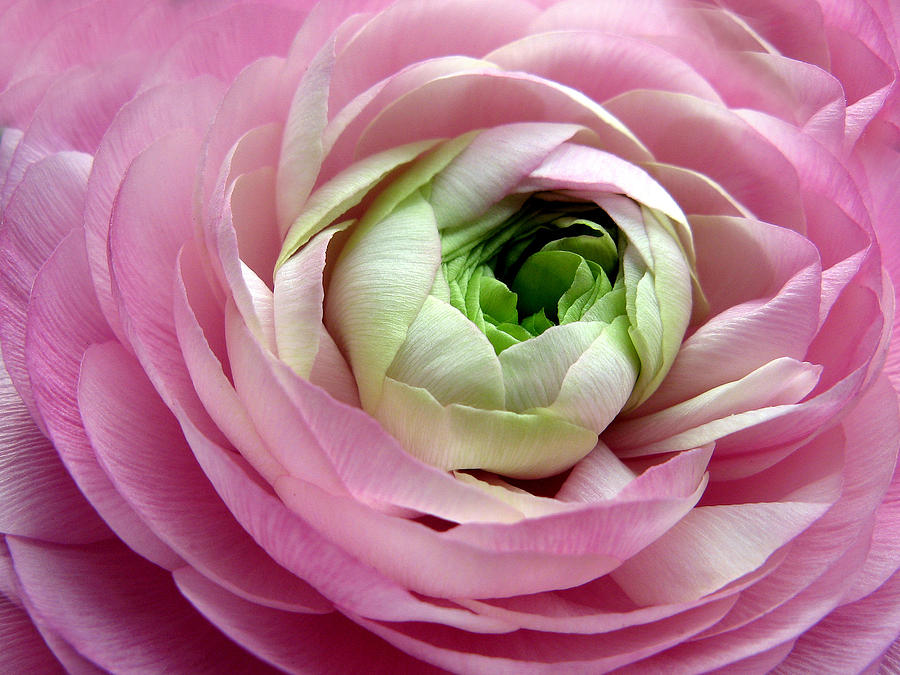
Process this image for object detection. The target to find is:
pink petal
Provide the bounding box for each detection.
[226,307,525,524]
[274,444,708,599]
[531,0,700,39]
[24,230,180,570]
[179,414,514,632]
[817,0,895,106]
[670,49,846,152]
[7,537,269,673]
[351,593,733,674]
[774,571,900,673]
[841,461,900,604]
[603,90,807,233]
[354,69,652,168]
[487,31,721,105]
[108,129,228,447]
[611,490,836,606]
[198,57,291,228]
[144,3,304,86]
[0,351,108,544]
[4,1,139,84]
[174,567,437,674]
[276,36,334,229]
[78,340,331,614]
[712,0,830,68]
[691,376,899,644]
[327,0,538,115]
[628,216,821,414]
[641,162,753,220]
[1,150,91,421]
[2,55,144,207]
[735,108,873,269]
[430,122,583,229]
[609,358,823,457]
[173,244,287,486]
[203,121,281,291]
[83,77,224,345]
[0,592,65,674]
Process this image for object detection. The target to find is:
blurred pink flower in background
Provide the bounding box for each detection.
[1,0,899,672]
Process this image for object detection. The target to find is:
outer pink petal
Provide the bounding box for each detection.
[531,0,701,40]
[2,55,144,207]
[273,456,706,598]
[108,129,232,453]
[487,30,721,105]
[327,0,538,114]
[0,150,91,422]
[351,594,734,674]
[177,413,514,632]
[0,0,92,90]
[0,592,65,674]
[841,456,900,604]
[198,57,292,228]
[83,77,224,344]
[604,90,807,233]
[203,121,282,292]
[353,70,651,169]
[714,0,831,68]
[78,340,332,614]
[173,244,288,486]
[0,349,108,544]
[24,230,180,570]
[689,376,899,642]
[174,567,441,674]
[667,48,846,151]
[143,3,304,86]
[773,571,900,673]
[7,537,270,674]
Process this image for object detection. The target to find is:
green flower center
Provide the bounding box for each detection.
[442,198,626,354]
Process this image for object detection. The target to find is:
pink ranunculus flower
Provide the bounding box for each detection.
[1,0,899,672]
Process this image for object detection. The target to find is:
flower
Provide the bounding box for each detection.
[1,0,899,672]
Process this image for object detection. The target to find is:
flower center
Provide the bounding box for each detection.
[442,197,624,354]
